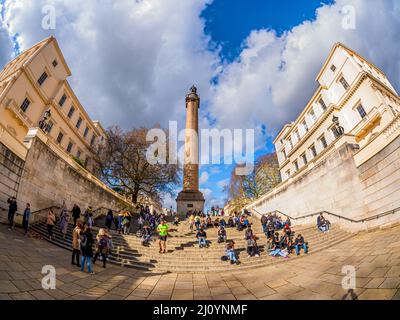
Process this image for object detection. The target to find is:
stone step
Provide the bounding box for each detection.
[30,220,352,272]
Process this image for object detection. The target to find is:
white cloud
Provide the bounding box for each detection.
[1,0,218,130]
[208,0,400,144]
[217,178,229,189]
[199,171,209,184]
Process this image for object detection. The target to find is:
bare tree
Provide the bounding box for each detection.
[95,126,180,205]
[224,152,281,211]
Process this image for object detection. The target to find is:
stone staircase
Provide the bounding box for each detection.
[30,215,354,273]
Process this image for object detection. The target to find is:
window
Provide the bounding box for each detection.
[59,94,67,107]
[56,132,64,144]
[46,121,54,134]
[76,117,82,129]
[83,127,89,138]
[301,153,308,165]
[282,149,287,160]
[90,135,96,146]
[67,106,75,118]
[319,98,327,111]
[20,98,30,112]
[285,169,291,178]
[330,64,336,72]
[293,160,299,172]
[52,59,58,68]
[67,142,73,153]
[37,71,48,86]
[356,104,367,119]
[309,109,317,123]
[320,135,328,149]
[288,137,293,149]
[302,119,308,133]
[294,129,300,142]
[84,157,90,168]
[309,145,317,158]
[339,76,350,90]
[77,150,81,159]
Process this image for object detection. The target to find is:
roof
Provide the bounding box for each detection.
[0,36,71,83]
[316,42,386,82]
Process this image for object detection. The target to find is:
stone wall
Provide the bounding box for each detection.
[247,132,400,229]
[15,132,131,220]
[0,142,24,223]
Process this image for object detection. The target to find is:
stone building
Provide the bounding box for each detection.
[274,42,399,182]
[246,43,400,231]
[0,36,105,175]
[0,36,132,221]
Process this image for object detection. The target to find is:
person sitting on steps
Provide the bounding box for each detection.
[141,225,152,245]
[219,217,227,228]
[227,216,234,228]
[244,225,254,240]
[246,235,260,257]
[266,223,275,239]
[196,228,207,248]
[294,234,308,255]
[217,226,227,243]
[173,215,179,226]
[269,232,289,258]
[225,240,240,265]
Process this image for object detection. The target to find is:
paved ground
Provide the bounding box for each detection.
[0,223,400,300]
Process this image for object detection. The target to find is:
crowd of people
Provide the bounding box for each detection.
[6,195,329,272]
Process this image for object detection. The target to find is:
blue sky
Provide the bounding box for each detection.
[1,0,399,211]
[197,0,334,209]
[202,0,334,62]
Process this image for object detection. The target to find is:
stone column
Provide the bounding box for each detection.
[176,86,205,216]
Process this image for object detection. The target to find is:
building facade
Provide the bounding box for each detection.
[274,43,400,182]
[0,36,105,174]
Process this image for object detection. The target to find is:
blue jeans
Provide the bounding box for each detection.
[262,223,267,233]
[198,238,206,247]
[295,243,308,255]
[226,250,237,262]
[269,249,286,257]
[81,256,92,273]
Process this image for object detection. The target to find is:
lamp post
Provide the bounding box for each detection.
[38,108,52,134]
[332,115,344,138]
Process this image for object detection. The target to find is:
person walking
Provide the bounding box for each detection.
[47,209,56,240]
[80,226,94,274]
[72,204,81,228]
[7,196,17,230]
[105,209,113,230]
[157,219,169,254]
[72,222,82,267]
[93,228,108,268]
[59,203,69,239]
[22,203,31,235]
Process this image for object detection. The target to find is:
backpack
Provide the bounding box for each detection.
[99,237,108,249]
[80,234,88,250]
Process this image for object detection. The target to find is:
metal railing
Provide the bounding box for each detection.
[251,206,400,224]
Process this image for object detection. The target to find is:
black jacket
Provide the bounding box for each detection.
[81,230,94,257]
[8,199,17,214]
[72,206,81,218]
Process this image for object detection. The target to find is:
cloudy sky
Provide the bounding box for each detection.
[1,0,399,210]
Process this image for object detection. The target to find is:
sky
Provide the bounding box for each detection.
[1,0,399,211]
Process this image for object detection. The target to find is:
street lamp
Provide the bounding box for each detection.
[38,108,52,134]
